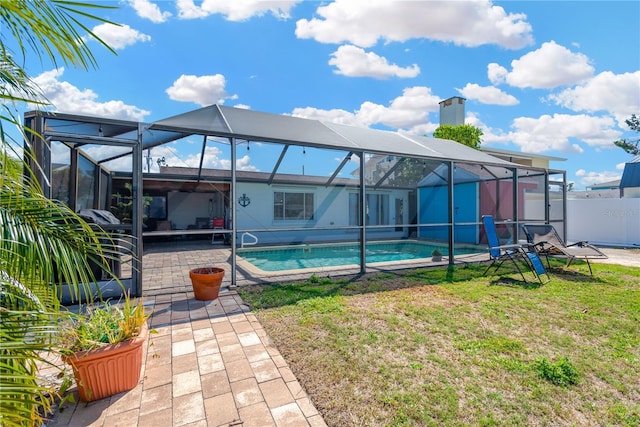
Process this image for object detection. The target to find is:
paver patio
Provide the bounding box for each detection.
[47,289,326,427]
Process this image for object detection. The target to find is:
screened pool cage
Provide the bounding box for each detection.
[24,106,567,297]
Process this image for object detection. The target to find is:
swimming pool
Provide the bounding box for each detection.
[237,241,480,272]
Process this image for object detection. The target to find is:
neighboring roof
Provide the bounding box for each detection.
[587,179,621,190]
[620,155,640,189]
[480,147,566,162]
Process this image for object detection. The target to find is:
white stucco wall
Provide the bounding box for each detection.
[235,183,410,244]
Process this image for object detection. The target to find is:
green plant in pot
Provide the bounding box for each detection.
[60,294,151,402]
[431,249,443,262]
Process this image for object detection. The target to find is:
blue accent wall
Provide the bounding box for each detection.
[418,183,478,243]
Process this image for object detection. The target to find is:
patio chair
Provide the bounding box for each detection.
[482,215,550,284]
[521,223,607,275]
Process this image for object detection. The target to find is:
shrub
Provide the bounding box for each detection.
[533,357,579,386]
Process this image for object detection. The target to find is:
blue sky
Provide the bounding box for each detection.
[14,0,640,189]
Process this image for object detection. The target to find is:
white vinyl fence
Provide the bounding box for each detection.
[567,198,640,247]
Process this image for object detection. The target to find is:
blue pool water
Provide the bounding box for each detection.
[238,241,478,272]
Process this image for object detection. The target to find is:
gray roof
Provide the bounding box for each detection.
[149,105,517,167]
[30,105,529,170]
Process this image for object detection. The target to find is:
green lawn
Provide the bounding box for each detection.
[238,260,640,426]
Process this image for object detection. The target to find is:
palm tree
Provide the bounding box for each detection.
[1,2,121,425]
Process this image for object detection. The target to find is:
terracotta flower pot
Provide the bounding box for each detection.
[189,267,225,300]
[64,323,148,402]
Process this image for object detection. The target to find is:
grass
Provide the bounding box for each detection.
[238,259,640,426]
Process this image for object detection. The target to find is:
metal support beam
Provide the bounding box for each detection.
[544,173,550,224]
[512,168,519,240]
[69,148,78,212]
[359,152,366,274]
[23,114,52,198]
[231,137,237,287]
[447,161,455,265]
[196,135,208,183]
[326,152,353,187]
[131,123,144,297]
[561,171,568,242]
[43,131,138,147]
[267,145,289,185]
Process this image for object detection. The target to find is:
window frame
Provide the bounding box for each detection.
[273,191,315,221]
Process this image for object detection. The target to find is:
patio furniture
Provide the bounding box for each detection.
[482,215,550,284]
[521,223,607,275]
[211,217,225,244]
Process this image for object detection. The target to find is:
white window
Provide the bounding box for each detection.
[274,191,314,220]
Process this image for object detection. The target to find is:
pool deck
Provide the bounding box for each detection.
[139,239,482,296]
[42,242,638,426]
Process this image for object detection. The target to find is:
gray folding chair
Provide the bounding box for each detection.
[521,223,607,275]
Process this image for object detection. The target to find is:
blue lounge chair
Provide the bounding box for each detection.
[482,215,550,284]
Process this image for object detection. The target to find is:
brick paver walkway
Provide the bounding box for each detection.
[47,290,326,426]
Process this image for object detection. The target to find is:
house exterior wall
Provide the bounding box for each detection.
[235,182,410,245]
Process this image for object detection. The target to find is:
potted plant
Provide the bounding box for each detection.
[189,267,225,300]
[61,294,150,402]
[431,249,443,262]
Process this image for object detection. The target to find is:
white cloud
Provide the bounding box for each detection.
[457,83,518,106]
[296,0,533,49]
[31,68,150,121]
[506,113,620,153]
[128,0,172,23]
[329,45,419,79]
[161,143,258,172]
[487,63,508,85]
[165,74,237,106]
[575,169,622,188]
[91,23,151,50]
[176,0,300,21]
[548,71,640,122]
[175,0,208,19]
[359,86,438,129]
[293,86,441,133]
[490,41,594,89]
